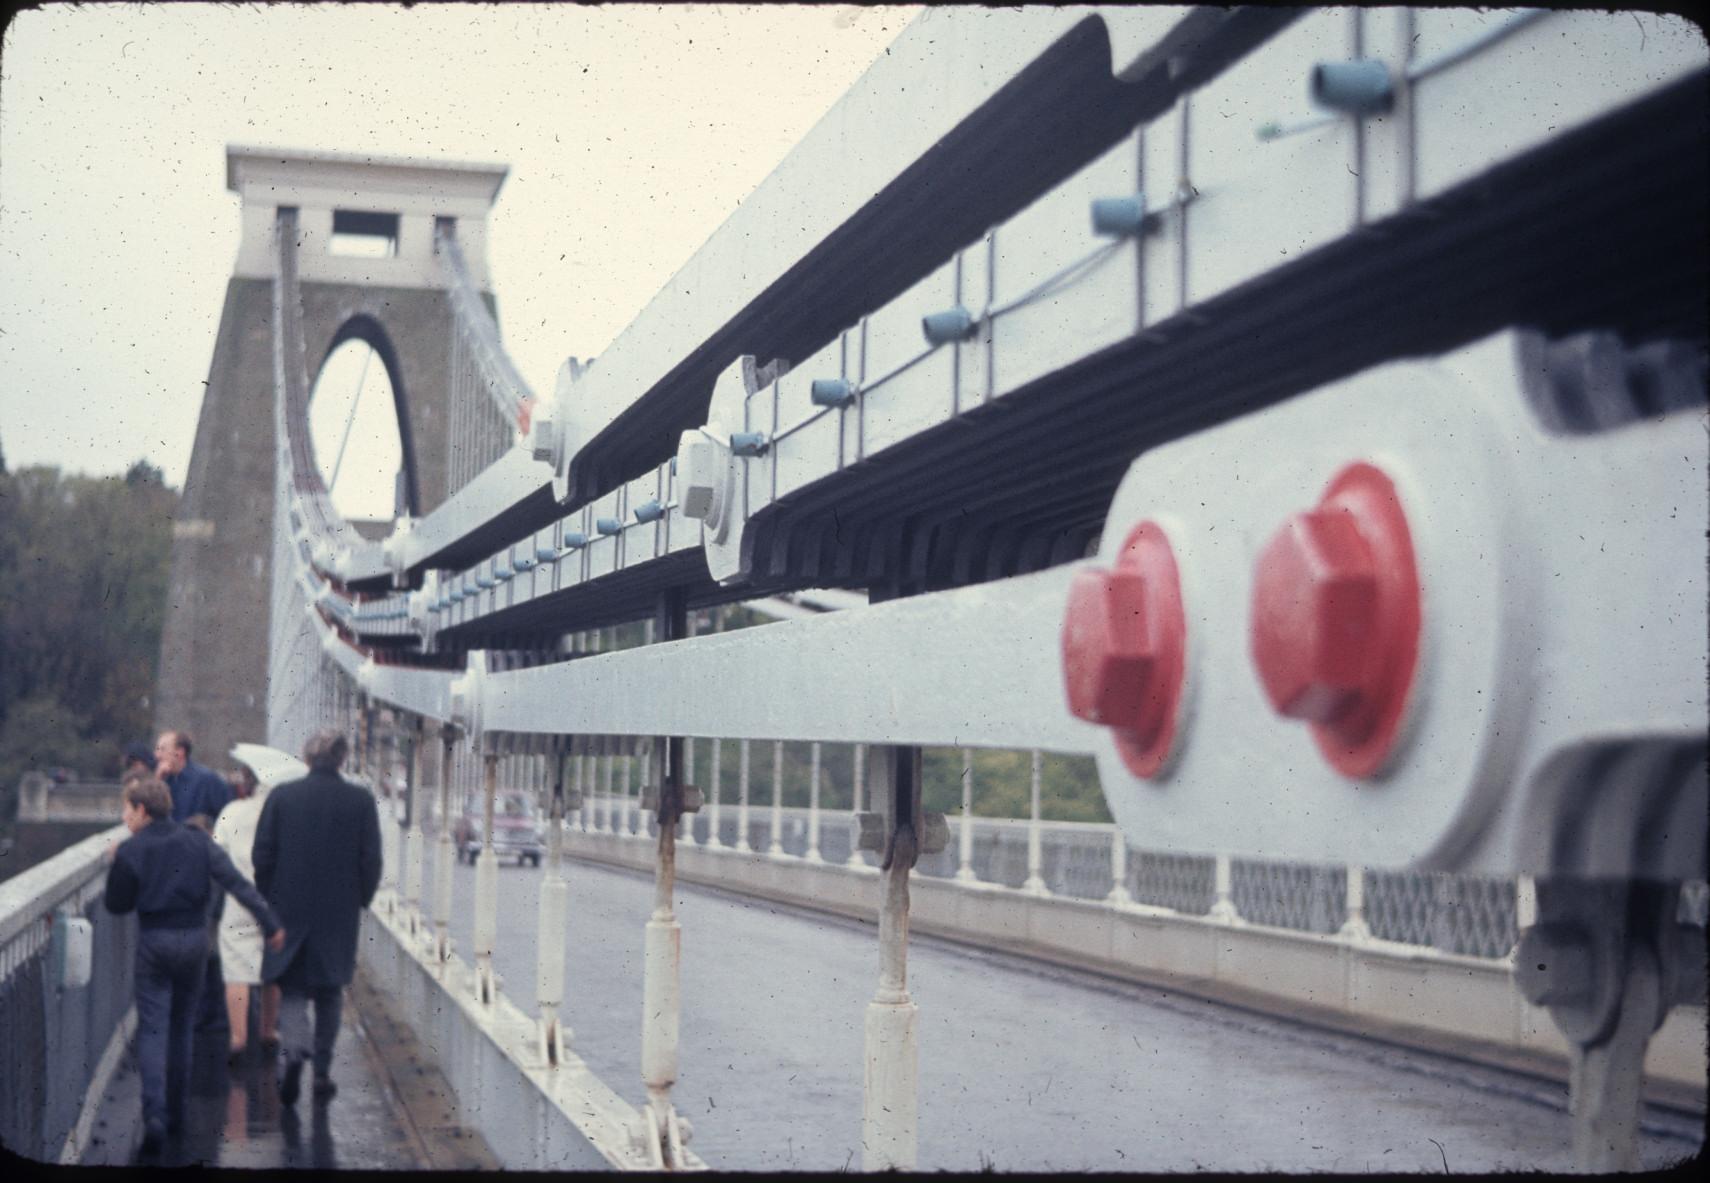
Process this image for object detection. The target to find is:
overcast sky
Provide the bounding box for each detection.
[0,2,914,515]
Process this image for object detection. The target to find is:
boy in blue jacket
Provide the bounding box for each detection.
[105,777,285,1154]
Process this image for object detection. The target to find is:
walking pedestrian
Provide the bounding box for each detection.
[156,730,233,825]
[213,751,299,1059]
[255,728,381,1105]
[104,777,283,1154]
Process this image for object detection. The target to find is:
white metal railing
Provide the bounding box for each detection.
[570,792,1534,962]
[0,826,135,1163]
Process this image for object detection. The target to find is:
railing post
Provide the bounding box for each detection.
[863,744,921,1171]
[536,743,571,1067]
[639,588,691,1167]
[473,748,500,1005]
[598,745,613,834]
[1339,863,1373,942]
[706,737,724,848]
[1516,872,1537,932]
[954,749,977,884]
[433,725,457,964]
[1021,749,1049,896]
[845,744,867,869]
[571,742,586,832]
[805,741,823,862]
[403,720,425,936]
[680,614,698,847]
[768,740,786,857]
[1209,854,1241,924]
[681,735,698,846]
[377,706,400,916]
[1106,825,1133,907]
[736,740,753,852]
[623,744,637,837]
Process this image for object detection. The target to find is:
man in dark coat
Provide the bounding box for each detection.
[104,777,284,1154]
[254,727,381,1105]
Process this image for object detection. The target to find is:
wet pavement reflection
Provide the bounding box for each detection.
[92,987,420,1170]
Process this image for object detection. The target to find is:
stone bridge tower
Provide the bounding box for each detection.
[156,147,509,769]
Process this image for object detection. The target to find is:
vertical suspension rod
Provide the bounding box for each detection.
[641,586,690,1166]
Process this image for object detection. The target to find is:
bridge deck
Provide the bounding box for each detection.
[79,966,497,1169]
[433,854,1703,1173]
[62,852,1701,1171]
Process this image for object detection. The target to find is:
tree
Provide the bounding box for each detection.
[0,463,179,788]
[124,458,165,487]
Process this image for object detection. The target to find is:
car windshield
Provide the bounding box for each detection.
[498,794,533,818]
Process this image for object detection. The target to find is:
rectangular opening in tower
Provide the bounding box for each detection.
[330,209,399,257]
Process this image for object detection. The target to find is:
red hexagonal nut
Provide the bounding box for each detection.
[1250,462,1420,778]
[1063,569,1153,723]
[1251,510,1378,721]
[1061,520,1186,778]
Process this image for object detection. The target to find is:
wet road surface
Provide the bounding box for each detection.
[422,847,1704,1173]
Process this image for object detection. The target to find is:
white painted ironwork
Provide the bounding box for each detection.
[473,751,500,1004]
[1021,751,1048,897]
[767,741,785,858]
[735,741,752,854]
[954,751,976,884]
[241,8,1709,1173]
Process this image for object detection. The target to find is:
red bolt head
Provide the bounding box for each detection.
[1250,509,1378,723]
[1249,462,1421,779]
[1061,520,1186,778]
[1063,568,1156,727]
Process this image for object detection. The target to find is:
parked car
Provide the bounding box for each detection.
[454,791,544,866]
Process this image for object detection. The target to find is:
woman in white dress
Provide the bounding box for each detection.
[213,756,288,1056]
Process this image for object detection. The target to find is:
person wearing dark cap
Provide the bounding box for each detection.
[105,777,285,1155]
[122,742,155,780]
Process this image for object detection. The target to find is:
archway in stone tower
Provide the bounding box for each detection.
[308,315,423,522]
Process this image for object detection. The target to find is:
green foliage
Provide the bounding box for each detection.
[0,696,93,782]
[922,748,1111,823]
[0,462,178,787]
[676,739,1109,823]
[651,603,1112,822]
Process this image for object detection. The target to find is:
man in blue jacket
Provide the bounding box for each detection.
[155,730,232,824]
[105,776,284,1155]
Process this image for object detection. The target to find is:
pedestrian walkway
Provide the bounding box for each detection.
[79,972,497,1169]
